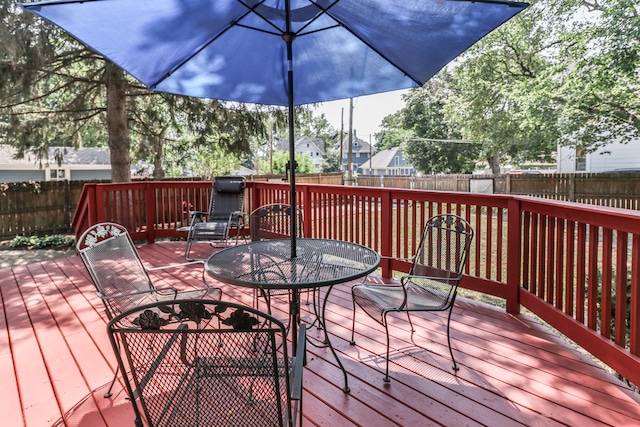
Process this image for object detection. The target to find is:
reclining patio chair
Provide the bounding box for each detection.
[184,176,247,260]
[108,299,305,427]
[76,222,222,397]
[350,213,474,382]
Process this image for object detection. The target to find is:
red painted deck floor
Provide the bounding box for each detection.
[2,241,640,426]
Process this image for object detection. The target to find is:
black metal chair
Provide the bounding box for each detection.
[77,222,222,397]
[350,213,474,382]
[249,203,310,313]
[184,176,247,260]
[250,203,303,242]
[108,299,305,427]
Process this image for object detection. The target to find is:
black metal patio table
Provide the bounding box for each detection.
[205,238,380,393]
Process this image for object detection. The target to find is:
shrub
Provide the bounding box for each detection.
[8,234,75,249]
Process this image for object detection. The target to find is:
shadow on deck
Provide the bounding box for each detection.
[1,241,639,426]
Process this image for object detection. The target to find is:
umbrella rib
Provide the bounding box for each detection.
[236,0,286,35]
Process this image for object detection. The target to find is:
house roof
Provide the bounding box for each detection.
[0,145,110,166]
[361,147,403,169]
[333,134,372,153]
[274,136,325,154]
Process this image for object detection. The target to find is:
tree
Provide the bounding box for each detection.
[444,3,560,174]
[548,0,640,151]
[377,77,477,174]
[1,2,283,182]
[321,149,341,172]
[377,112,412,151]
[257,150,314,175]
[444,0,640,174]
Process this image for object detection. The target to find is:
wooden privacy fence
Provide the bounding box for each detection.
[4,171,640,239]
[0,180,86,239]
[0,173,342,240]
[357,172,640,210]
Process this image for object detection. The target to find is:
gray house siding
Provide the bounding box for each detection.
[70,170,111,181]
[0,170,46,183]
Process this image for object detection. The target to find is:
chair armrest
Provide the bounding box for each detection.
[291,323,306,401]
[145,260,204,271]
[400,272,463,285]
[228,210,247,226]
[97,287,178,301]
[188,210,209,224]
[380,254,415,262]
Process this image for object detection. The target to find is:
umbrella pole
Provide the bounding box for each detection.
[285,2,297,260]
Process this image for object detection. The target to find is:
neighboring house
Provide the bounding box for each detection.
[336,133,373,175]
[359,147,415,176]
[0,144,111,182]
[557,139,640,173]
[275,135,325,171]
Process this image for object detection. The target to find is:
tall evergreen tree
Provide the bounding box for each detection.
[1,1,284,181]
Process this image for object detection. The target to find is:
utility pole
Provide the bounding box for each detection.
[269,120,273,174]
[339,107,344,173]
[347,97,354,185]
[369,134,372,174]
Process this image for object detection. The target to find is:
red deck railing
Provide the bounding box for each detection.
[72,180,640,388]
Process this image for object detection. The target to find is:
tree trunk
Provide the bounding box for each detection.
[152,134,165,179]
[487,153,501,175]
[105,62,131,183]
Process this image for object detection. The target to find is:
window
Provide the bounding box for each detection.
[575,147,586,171]
[50,169,66,181]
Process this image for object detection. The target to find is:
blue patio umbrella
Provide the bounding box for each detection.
[20,0,528,256]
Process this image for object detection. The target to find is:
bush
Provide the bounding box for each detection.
[8,234,75,249]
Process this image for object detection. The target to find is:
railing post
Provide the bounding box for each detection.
[506,197,522,314]
[300,184,312,238]
[380,189,393,278]
[146,182,156,244]
[95,184,106,223]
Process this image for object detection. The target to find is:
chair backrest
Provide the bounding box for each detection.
[76,222,156,319]
[108,299,295,427]
[250,203,303,241]
[209,176,246,220]
[411,214,474,282]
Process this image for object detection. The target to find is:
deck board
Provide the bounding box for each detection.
[2,241,640,427]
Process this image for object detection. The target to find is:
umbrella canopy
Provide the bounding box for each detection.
[21,0,528,256]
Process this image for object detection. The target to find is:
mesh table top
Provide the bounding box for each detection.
[205,238,380,290]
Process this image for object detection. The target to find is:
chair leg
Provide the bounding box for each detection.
[104,364,119,398]
[349,297,358,345]
[446,308,459,371]
[184,240,192,260]
[383,317,391,383]
[406,312,415,332]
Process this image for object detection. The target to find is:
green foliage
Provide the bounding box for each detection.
[377,112,413,150]
[321,149,341,172]
[257,150,314,174]
[405,138,479,174]
[8,234,75,249]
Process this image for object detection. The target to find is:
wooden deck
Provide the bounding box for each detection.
[2,241,640,427]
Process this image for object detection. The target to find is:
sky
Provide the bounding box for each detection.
[311,89,408,143]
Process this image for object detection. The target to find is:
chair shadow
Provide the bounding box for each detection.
[50,382,133,427]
